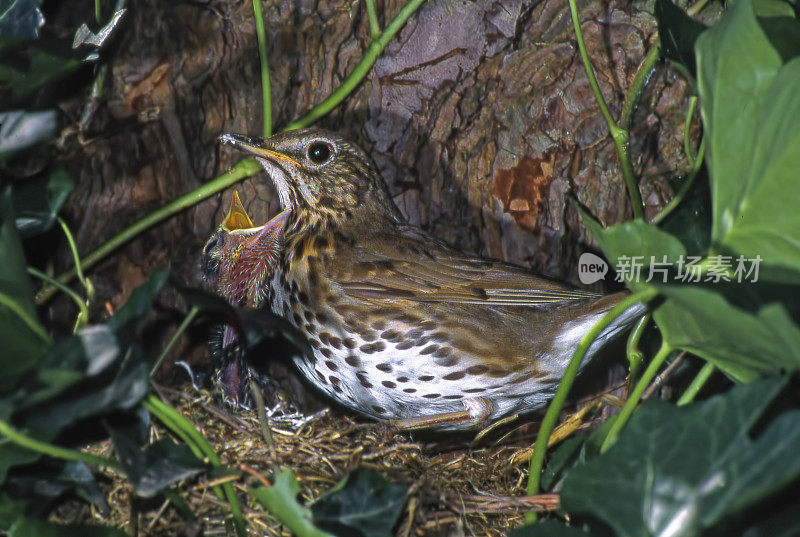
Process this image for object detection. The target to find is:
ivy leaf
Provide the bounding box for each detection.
[311,468,409,537]
[560,378,800,537]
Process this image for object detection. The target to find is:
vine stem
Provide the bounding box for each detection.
[0,418,122,471]
[150,306,200,377]
[364,0,381,41]
[525,288,656,522]
[600,340,673,453]
[252,0,272,137]
[677,362,715,405]
[567,0,648,220]
[284,0,427,131]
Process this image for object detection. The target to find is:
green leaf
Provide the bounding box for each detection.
[0,0,43,39]
[108,428,205,498]
[0,491,27,530]
[0,187,47,391]
[0,109,57,158]
[251,469,334,537]
[653,286,800,381]
[12,168,74,237]
[311,467,409,537]
[560,378,800,537]
[9,517,128,537]
[0,41,89,97]
[697,0,800,275]
[655,0,706,77]
[107,269,169,337]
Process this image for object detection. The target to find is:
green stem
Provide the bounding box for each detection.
[626,313,650,384]
[525,289,656,522]
[619,40,661,132]
[58,218,88,291]
[567,0,644,220]
[677,362,715,406]
[27,267,89,332]
[364,0,381,41]
[0,418,122,471]
[150,306,200,377]
[144,395,246,537]
[600,341,673,453]
[284,0,427,131]
[252,0,272,137]
[650,135,705,225]
[0,291,51,344]
[94,0,101,23]
[683,96,698,169]
[35,157,264,306]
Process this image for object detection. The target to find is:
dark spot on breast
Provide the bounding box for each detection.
[511,371,539,384]
[418,375,434,382]
[316,311,329,324]
[298,292,310,306]
[325,360,338,371]
[443,371,466,381]
[430,331,450,342]
[329,375,341,387]
[343,338,357,349]
[345,355,360,367]
[435,355,459,367]
[395,340,413,350]
[371,405,386,414]
[403,388,417,393]
[371,320,387,330]
[325,294,339,305]
[419,320,437,330]
[315,370,327,383]
[361,342,386,354]
[357,372,372,388]
[328,336,342,350]
[466,365,489,375]
[488,368,509,378]
[420,344,439,355]
[406,328,424,339]
[360,330,378,342]
[443,394,464,400]
[309,339,321,349]
[376,362,392,372]
[382,380,396,389]
[422,393,441,399]
[433,346,452,358]
[293,239,305,259]
[464,387,486,393]
[321,348,333,358]
[292,312,302,325]
[304,323,317,335]
[381,329,401,342]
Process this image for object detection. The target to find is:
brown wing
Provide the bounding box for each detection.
[332,226,599,307]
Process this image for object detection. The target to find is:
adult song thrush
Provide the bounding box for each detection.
[206,128,644,429]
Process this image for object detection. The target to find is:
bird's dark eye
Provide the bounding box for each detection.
[308,141,332,164]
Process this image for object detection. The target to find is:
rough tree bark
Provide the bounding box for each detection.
[53,0,692,379]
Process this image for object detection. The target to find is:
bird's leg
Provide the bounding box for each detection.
[388,397,493,430]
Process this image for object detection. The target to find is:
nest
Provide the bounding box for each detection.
[62,379,624,536]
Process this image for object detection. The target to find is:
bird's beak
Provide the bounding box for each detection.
[218,133,301,168]
[222,190,254,231]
